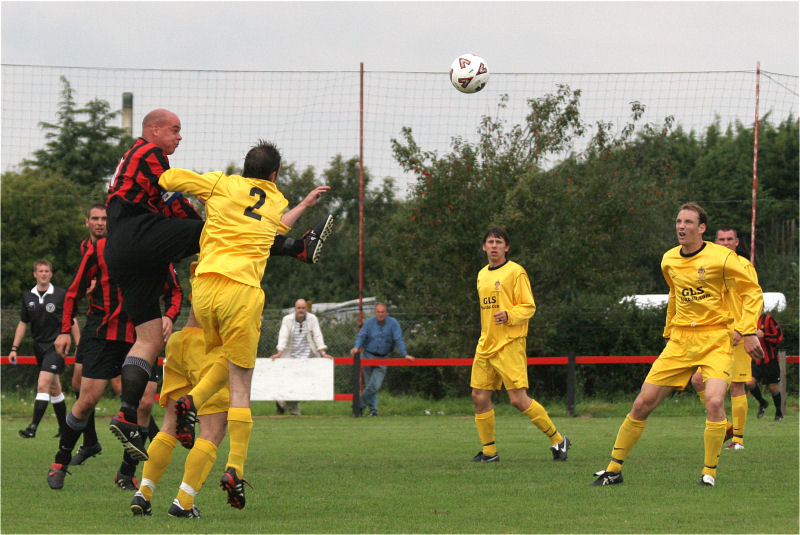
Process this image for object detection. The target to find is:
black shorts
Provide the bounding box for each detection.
[81,339,133,380]
[106,201,202,325]
[35,344,64,375]
[75,314,103,365]
[149,359,162,383]
[752,358,781,385]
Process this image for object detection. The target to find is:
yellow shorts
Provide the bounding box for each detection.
[731,343,753,383]
[159,326,230,415]
[191,273,264,370]
[646,326,733,389]
[470,337,529,391]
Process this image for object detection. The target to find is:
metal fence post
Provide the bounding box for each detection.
[567,352,576,417]
[778,350,787,416]
[352,351,361,417]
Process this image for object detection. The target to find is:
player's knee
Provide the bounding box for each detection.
[690,371,704,391]
[138,390,155,414]
[205,422,228,446]
[730,382,746,396]
[74,392,101,416]
[704,394,725,415]
[471,389,492,411]
[631,395,656,419]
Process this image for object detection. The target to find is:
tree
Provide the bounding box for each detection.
[1,169,90,300]
[259,155,402,308]
[387,87,591,357]
[22,76,134,191]
[2,77,133,312]
[685,115,799,293]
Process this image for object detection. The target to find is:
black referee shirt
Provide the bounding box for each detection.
[20,284,66,351]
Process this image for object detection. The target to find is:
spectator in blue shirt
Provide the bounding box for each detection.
[350,303,414,415]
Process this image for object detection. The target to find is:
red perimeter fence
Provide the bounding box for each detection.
[4,354,796,416]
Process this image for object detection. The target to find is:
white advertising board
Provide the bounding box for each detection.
[250,358,334,401]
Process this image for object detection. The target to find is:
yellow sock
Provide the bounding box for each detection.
[730,394,747,445]
[227,407,253,478]
[522,399,562,445]
[606,414,647,473]
[474,410,497,455]
[189,356,229,407]
[140,432,177,501]
[177,438,218,510]
[697,390,706,406]
[703,419,728,478]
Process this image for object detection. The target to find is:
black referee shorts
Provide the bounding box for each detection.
[106,204,202,326]
[35,344,65,375]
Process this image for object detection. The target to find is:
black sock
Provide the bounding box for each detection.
[270,234,303,257]
[52,400,68,431]
[31,399,49,427]
[82,408,98,446]
[269,234,306,260]
[772,392,782,416]
[147,415,159,442]
[55,414,87,464]
[76,384,99,446]
[119,452,138,477]
[749,384,766,403]
[269,234,305,256]
[120,359,151,422]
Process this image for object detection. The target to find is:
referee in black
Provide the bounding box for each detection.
[9,259,79,438]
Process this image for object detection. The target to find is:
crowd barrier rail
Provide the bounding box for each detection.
[4,353,796,417]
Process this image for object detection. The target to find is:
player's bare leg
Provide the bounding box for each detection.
[471,388,498,462]
[110,319,163,461]
[220,363,254,509]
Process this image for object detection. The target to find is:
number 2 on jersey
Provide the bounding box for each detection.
[244,187,266,220]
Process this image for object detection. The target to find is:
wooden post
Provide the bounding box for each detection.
[567,352,576,417]
[352,351,361,417]
[778,350,787,416]
[122,92,133,136]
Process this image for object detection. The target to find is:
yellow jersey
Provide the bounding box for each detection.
[661,241,763,339]
[475,260,536,356]
[159,169,290,288]
[727,253,759,331]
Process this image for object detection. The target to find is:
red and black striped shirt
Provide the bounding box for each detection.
[63,239,184,343]
[757,314,784,364]
[162,265,183,323]
[106,137,200,220]
[78,238,106,321]
[62,238,134,343]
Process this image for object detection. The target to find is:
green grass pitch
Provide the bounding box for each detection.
[2,400,797,533]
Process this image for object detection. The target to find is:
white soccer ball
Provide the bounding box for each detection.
[449,54,489,93]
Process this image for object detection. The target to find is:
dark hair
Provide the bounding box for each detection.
[87,203,106,217]
[716,225,738,237]
[679,202,708,227]
[483,226,510,245]
[33,259,52,271]
[243,140,281,181]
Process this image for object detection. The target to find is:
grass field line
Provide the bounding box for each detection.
[2,407,797,534]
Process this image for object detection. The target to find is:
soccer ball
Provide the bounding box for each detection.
[449,54,489,93]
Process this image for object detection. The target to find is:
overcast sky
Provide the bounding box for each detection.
[2,1,798,75]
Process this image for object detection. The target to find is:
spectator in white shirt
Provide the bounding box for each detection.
[270,299,331,415]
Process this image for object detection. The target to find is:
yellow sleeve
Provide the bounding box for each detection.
[725,255,763,335]
[159,168,222,198]
[662,260,676,339]
[506,269,536,326]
